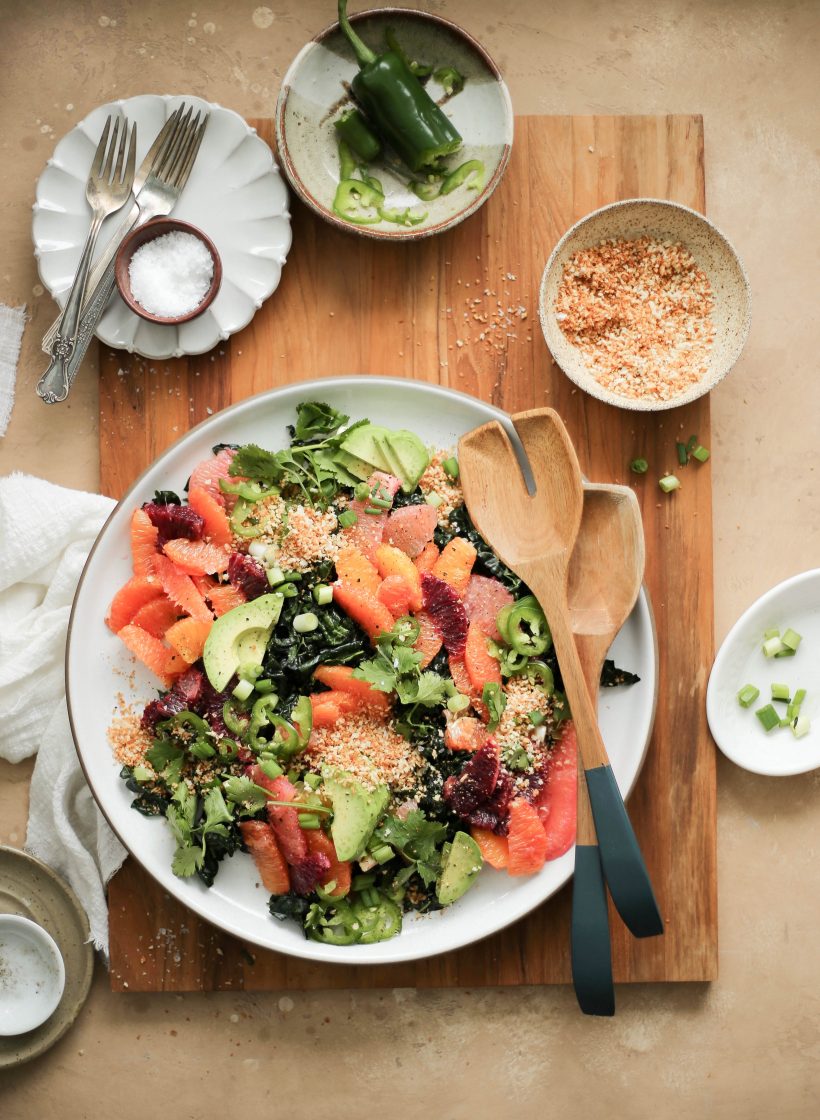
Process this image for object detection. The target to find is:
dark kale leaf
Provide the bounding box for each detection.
[197,820,242,888]
[435,505,525,594]
[268,893,313,923]
[122,767,171,817]
[212,442,240,454]
[600,659,641,688]
[153,489,181,505]
[390,487,428,509]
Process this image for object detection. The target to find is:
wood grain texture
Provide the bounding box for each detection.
[100,115,716,991]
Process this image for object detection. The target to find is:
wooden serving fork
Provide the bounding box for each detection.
[458,409,663,968]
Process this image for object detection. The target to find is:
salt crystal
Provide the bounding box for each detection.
[129,231,214,317]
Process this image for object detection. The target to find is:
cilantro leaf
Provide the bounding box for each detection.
[172,844,204,878]
[482,682,506,732]
[146,739,184,775]
[201,788,232,833]
[353,658,398,693]
[396,670,448,707]
[229,443,284,483]
[223,775,269,813]
[292,401,350,442]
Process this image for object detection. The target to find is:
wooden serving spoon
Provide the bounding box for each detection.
[458,409,663,945]
[567,482,647,1016]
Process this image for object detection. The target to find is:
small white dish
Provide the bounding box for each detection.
[706,569,820,776]
[0,915,66,1036]
[32,93,292,360]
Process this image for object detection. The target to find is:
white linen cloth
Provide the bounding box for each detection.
[0,473,126,954]
[0,304,27,437]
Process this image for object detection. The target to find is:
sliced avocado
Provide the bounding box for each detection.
[333,447,376,483]
[340,424,393,474]
[321,767,389,861]
[378,429,429,492]
[202,593,284,692]
[436,831,483,905]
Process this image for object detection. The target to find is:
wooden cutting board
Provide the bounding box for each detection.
[100,115,717,990]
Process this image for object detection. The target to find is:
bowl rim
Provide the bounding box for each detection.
[274,5,514,242]
[114,216,223,325]
[0,914,66,1036]
[538,196,752,412]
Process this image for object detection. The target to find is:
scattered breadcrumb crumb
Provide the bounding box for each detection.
[305,711,422,790]
[418,451,464,525]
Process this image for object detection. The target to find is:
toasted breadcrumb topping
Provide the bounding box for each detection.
[305,711,423,791]
[555,236,715,401]
[418,451,464,525]
[255,496,342,572]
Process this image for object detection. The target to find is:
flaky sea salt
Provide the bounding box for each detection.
[128,231,214,317]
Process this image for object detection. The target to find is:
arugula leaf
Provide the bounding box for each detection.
[482,682,506,732]
[229,443,284,483]
[292,401,350,442]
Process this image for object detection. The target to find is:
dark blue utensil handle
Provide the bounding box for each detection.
[571,844,615,1016]
[585,764,664,938]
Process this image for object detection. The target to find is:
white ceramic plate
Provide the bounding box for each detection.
[276,8,513,240]
[33,94,292,359]
[67,377,657,964]
[707,569,820,776]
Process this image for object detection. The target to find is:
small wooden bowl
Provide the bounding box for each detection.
[114,218,222,325]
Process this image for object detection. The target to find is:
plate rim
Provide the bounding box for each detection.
[706,567,820,776]
[0,845,94,1068]
[32,92,292,360]
[67,375,658,964]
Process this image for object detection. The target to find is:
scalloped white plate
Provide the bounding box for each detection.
[32,94,292,360]
[67,377,658,965]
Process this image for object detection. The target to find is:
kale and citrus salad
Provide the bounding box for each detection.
[106,401,637,947]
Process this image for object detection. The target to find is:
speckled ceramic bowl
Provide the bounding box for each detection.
[539,199,751,411]
[275,7,513,240]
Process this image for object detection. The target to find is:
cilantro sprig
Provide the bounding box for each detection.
[375,810,448,887]
[354,618,450,713]
[167,784,233,878]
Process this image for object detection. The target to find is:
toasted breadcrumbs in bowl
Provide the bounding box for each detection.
[538,199,751,411]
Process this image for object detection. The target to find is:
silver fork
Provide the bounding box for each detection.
[36,115,136,402]
[37,108,208,405]
[41,105,185,356]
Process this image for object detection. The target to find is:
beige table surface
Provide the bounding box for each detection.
[1,1,818,1117]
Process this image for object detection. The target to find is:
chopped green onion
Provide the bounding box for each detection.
[369,844,394,865]
[266,565,285,587]
[259,759,283,780]
[781,628,802,652]
[254,679,276,696]
[762,628,780,641]
[442,456,459,480]
[774,648,797,658]
[771,683,791,702]
[676,441,689,466]
[364,505,382,515]
[630,458,649,474]
[338,510,358,529]
[762,636,786,658]
[238,661,263,683]
[361,887,380,908]
[189,740,216,760]
[232,679,254,702]
[737,684,760,708]
[686,435,698,453]
[425,491,443,507]
[297,814,321,830]
[354,482,370,501]
[755,704,781,732]
[313,584,334,605]
[792,715,811,739]
[352,873,376,890]
[659,475,681,493]
[303,773,322,791]
[293,612,319,634]
[692,445,710,463]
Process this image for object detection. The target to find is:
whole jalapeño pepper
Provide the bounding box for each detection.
[337,0,462,173]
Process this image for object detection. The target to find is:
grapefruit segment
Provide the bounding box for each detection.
[239,820,291,894]
[118,624,184,687]
[162,538,231,575]
[463,576,514,641]
[187,485,233,546]
[385,504,438,557]
[533,723,577,860]
[207,582,247,616]
[189,447,238,507]
[130,596,180,639]
[152,554,214,622]
[507,799,549,876]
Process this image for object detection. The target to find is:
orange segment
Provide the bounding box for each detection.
[165,617,213,664]
[377,574,415,618]
[162,538,231,575]
[151,554,214,623]
[444,716,488,752]
[332,580,395,643]
[414,609,443,668]
[312,665,391,711]
[130,508,159,577]
[414,541,440,573]
[471,827,510,870]
[310,697,345,729]
[431,537,477,595]
[374,544,422,610]
[239,821,291,894]
[118,624,185,687]
[507,799,549,876]
[188,447,238,506]
[106,576,162,633]
[187,486,233,546]
[206,583,247,616]
[130,596,181,639]
[334,546,382,596]
[464,622,502,692]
